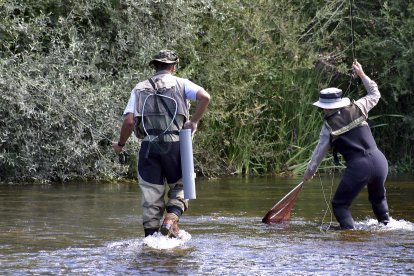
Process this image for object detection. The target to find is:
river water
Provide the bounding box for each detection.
[0,175,413,275]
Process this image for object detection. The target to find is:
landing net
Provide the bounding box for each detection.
[262,181,304,224]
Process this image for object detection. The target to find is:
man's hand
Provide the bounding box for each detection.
[183,121,198,134]
[184,88,210,135]
[112,142,124,153]
[352,59,366,79]
[303,170,314,181]
[113,113,134,153]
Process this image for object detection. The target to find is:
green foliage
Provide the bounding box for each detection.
[297,0,414,166]
[357,1,414,162]
[0,0,207,182]
[0,0,412,182]
[186,1,327,176]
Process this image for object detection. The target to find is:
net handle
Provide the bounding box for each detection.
[269,181,304,210]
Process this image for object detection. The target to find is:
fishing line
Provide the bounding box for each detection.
[141,93,178,143]
[141,92,178,158]
[318,171,335,232]
[141,78,180,158]
[298,0,347,42]
[26,80,129,164]
[317,0,357,228]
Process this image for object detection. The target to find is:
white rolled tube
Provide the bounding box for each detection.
[179,128,196,199]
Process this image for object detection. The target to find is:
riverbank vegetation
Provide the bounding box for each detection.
[1,0,412,183]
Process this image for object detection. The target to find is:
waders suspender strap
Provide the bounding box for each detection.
[325,113,341,166]
[148,78,181,131]
[330,135,341,166]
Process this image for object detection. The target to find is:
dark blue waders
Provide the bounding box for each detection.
[331,126,390,229]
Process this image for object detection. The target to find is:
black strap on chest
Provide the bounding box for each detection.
[329,135,341,166]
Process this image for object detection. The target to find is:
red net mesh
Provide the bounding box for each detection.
[262,182,304,224]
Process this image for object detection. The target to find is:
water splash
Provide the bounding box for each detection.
[355,217,414,231]
[318,217,414,232]
[142,231,191,250]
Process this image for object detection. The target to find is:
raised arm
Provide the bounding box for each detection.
[353,60,381,115]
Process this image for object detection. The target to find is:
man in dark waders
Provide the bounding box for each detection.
[113,50,210,238]
[303,60,390,229]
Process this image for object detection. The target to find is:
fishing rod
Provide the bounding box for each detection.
[344,0,359,97]
[349,0,360,85]
[349,0,356,62]
[26,81,129,164]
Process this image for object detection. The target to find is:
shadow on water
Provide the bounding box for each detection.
[0,175,413,275]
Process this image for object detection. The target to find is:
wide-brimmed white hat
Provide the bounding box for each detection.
[313,87,351,109]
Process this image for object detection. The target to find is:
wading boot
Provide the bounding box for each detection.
[160,213,180,238]
[144,228,159,237]
[378,212,390,226]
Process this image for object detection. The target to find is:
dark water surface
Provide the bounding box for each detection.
[0,175,413,275]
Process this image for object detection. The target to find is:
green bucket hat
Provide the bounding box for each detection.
[149,49,179,65]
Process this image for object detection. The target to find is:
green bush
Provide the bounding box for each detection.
[0,0,412,182]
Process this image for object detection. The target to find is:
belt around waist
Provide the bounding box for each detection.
[142,132,180,142]
[146,129,179,136]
